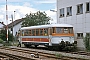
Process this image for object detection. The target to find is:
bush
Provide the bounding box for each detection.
[83,35,90,51]
[0,29,14,41]
[3,41,12,46]
[0,38,3,43]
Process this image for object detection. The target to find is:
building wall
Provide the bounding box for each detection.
[9,22,22,36]
[0,23,4,28]
[13,22,22,36]
[57,0,90,50]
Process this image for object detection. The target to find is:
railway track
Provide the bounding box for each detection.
[0,54,9,60]
[0,46,89,60]
[0,52,30,60]
[0,47,63,60]
[26,45,90,56]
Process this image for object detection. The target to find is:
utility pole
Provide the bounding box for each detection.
[11,14,14,44]
[11,14,13,36]
[6,0,8,42]
[14,11,16,20]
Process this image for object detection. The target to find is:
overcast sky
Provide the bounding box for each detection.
[0,0,57,25]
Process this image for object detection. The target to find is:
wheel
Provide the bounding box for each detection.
[35,45,38,47]
[24,44,29,48]
[48,46,55,51]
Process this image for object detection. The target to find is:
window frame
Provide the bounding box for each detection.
[77,33,83,39]
[63,27,69,34]
[56,27,63,33]
[21,30,24,36]
[36,29,39,36]
[55,27,73,34]
[32,29,35,36]
[59,8,65,18]
[86,2,90,13]
[44,28,48,36]
[77,4,83,15]
[29,30,32,36]
[40,29,43,36]
[49,28,52,35]
[52,27,56,33]
[66,6,72,16]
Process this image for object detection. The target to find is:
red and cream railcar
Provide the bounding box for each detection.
[20,24,75,47]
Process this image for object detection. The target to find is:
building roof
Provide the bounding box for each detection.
[8,18,24,28]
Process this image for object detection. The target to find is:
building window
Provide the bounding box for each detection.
[77,33,83,39]
[77,4,83,14]
[67,6,72,16]
[60,8,64,17]
[86,2,90,12]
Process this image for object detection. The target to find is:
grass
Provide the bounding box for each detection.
[55,53,63,58]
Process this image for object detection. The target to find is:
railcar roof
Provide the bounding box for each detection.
[20,24,73,30]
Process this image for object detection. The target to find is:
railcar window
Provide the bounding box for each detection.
[44,28,48,36]
[52,27,56,33]
[40,29,43,36]
[36,29,39,36]
[32,29,35,36]
[29,30,32,36]
[24,30,29,36]
[28,30,30,36]
[50,28,52,35]
[22,30,24,36]
[68,28,73,33]
[64,27,68,33]
[56,27,63,33]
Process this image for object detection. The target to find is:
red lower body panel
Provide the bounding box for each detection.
[22,38,49,42]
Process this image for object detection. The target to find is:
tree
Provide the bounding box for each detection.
[21,11,51,27]
[0,29,14,42]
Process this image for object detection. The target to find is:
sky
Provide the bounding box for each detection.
[0,0,57,25]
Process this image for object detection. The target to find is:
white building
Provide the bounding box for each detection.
[8,19,23,36]
[57,0,90,50]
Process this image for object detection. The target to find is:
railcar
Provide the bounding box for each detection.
[19,24,77,50]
